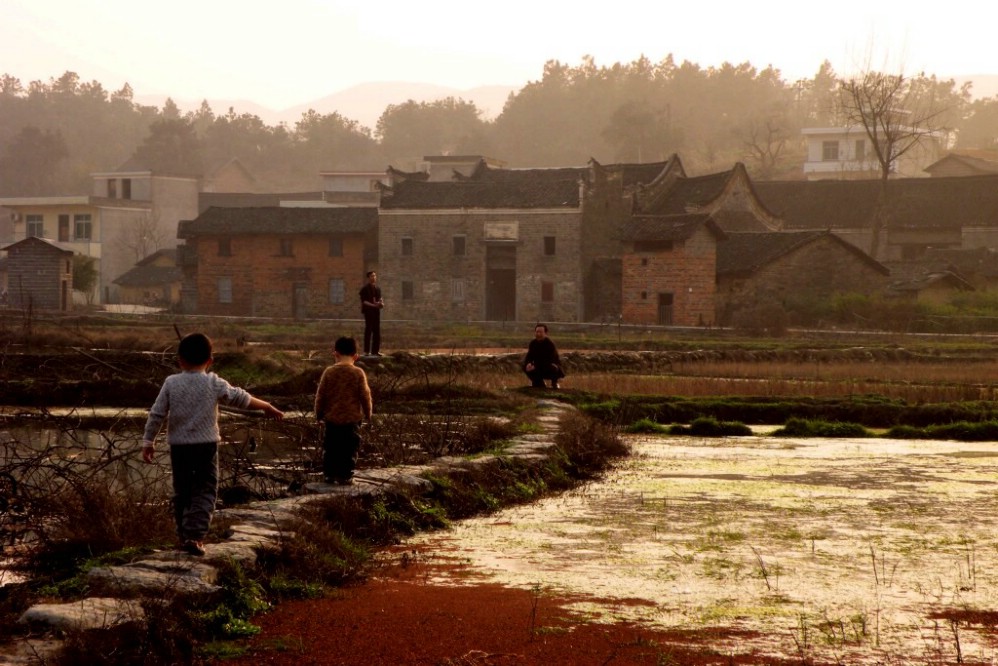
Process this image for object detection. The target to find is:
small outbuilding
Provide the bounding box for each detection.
[1,237,74,311]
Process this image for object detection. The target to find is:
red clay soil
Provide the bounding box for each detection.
[220,552,808,666]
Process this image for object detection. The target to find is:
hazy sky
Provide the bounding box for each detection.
[5,0,996,110]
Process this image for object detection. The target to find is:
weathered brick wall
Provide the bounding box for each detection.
[621,226,717,326]
[193,233,365,318]
[716,237,889,324]
[379,210,584,322]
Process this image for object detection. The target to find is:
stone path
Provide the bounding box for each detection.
[0,400,570,665]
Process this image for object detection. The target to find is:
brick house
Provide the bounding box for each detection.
[620,213,725,326]
[378,157,674,323]
[1,237,74,311]
[177,206,376,318]
[715,230,889,325]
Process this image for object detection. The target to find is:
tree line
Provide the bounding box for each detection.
[2,56,996,196]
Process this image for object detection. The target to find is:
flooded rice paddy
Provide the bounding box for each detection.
[400,433,998,664]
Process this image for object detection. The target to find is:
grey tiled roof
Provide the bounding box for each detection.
[113,264,182,287]
[717,230,889,277]
[754,175,998,230]
[379,178,582,209]
[178,206,377,238]
[623,213,725,241]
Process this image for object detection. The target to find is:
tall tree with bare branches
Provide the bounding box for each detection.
[837,69,964,259]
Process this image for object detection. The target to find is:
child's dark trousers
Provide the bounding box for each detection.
[169,442,219,542]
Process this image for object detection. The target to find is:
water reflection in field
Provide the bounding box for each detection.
[403,434,998,664]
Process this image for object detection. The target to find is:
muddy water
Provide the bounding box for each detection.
[401,434,998,664]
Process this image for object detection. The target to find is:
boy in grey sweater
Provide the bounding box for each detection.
[142,332,283,556]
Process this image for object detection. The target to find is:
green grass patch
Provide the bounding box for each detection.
[771,417,872,438]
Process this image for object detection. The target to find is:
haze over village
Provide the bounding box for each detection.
[5,1,998,333]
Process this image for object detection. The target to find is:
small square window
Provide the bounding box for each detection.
[328,278,345,304]
[541,281,554,303]
[279,239,293,257]
[401,237,413,256]
[544,236,556,256]
[328,237,343,257]
[218,238,232,257]
[401,280,414,300]
[452,235,466,256]
[218,277,233,304]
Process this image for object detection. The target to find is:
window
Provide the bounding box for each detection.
[451,279,465,303]
[218,238,232,256]
[73,214,92,241]
[452,235,466,256]
[328,237,343,257]
[107,179,117,198]
[541,281,554,303]
[121,179,131,199]
[822,141,840,161]
[401,280,414,301]
[58,215,69,242]
[401,237,413,256]
[25,215,43,238]
[279,238,293,257]
[218,277,233,304]
[544,236,556,256]
[328,278,345,304]
[855,139,866,162]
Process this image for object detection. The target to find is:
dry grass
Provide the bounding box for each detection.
[422,357,997,403]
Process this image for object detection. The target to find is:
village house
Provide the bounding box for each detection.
[0,160,198,305]
[1,237,74,311]
[924,151,998,178]
[754,174,998,262]
[715,230,890,326]
[176,206,376,318]
[633,161,782,232]
[620,213,725,326]
[377,156,671,323]
[112,248,182,308]
[886,270,975,305]
[801,126,943,180]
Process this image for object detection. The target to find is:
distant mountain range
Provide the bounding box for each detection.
[133,74,998,132]
[134,81,520,130]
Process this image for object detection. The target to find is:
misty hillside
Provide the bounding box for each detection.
[135,82,518,129]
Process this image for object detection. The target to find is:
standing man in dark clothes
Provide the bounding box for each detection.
[523,323,565,389]
[359,271,384,356]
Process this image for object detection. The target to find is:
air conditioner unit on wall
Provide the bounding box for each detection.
[9,212,20,222]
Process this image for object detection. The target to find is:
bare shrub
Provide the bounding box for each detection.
[553,411,630,479]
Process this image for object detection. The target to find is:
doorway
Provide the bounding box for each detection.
[485,244,516,321]
[657,292,674,325]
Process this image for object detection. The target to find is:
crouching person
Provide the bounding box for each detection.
[523,322,565,389]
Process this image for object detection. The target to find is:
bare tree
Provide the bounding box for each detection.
[837,68,953,259]
[741,114,792,178]
[114,211,168,264]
